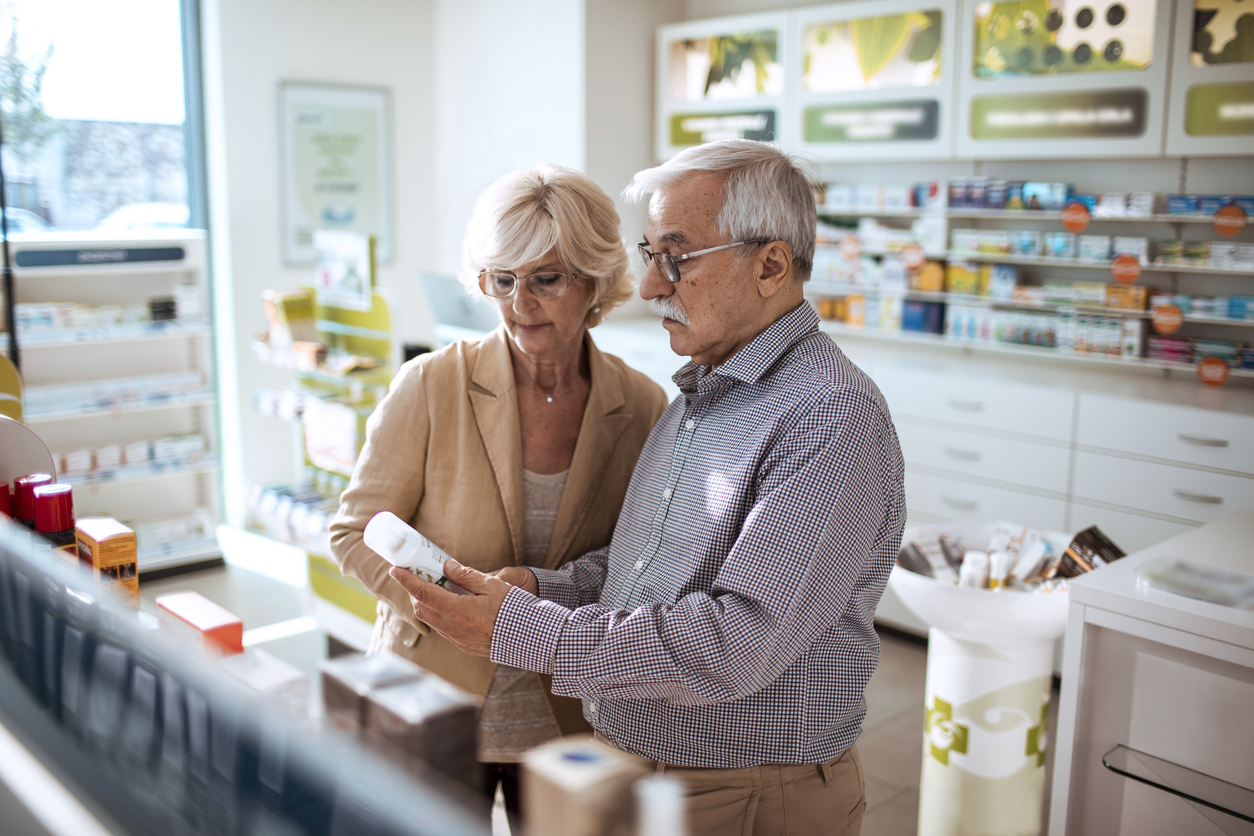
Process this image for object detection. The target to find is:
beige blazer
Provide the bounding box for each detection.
[329,326,669,734]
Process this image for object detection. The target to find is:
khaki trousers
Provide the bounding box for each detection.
[609,737,866,836]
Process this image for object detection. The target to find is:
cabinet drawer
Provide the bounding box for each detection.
[875,367,1074,441]
[905,470,1068,531]
[1076,394,1254,475]
[1066,503,1197,555]
[1072,451,1254,524]
[897,422,1070,494]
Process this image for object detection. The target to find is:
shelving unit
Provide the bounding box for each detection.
[4,231,222,573]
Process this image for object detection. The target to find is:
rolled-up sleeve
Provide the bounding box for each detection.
[492,393,900,706]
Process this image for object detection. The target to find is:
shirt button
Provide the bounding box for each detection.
[662,487,673,500]
[589,702,598,714]
[635,560,644,570]
[686,419,696,430]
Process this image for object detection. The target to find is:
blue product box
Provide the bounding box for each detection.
[1235,196,1254,215]
[1069,194,1098,211]
[1166,194,1200,214]
[1242,349,1254,370]
[1004,182,1026,211]
[1023,182,1071,211]
[902,301,945,334]
[1230,296,1254,321]
[1200,195,1233,215]
[985,180,1008,209]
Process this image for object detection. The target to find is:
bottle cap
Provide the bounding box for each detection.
[364,512,411,564]
[0,483,10,517]
[34,484,75,533]
[14,474,54,521]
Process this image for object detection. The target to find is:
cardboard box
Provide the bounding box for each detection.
[364,675,479,790]
[321,652,424,733]
[1105,284,1150,311]
[155,590,243,655]
[523,736,650,836]
[76,518,139,604]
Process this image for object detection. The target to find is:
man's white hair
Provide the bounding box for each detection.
[623,140,819,281]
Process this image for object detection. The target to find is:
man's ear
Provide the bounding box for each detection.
[755,241,794,298]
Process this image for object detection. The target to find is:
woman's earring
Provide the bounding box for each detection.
[592,304,602,314]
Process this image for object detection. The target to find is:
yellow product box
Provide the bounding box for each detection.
[910,261,945,293]
[1104,284,1150,311]
[75,518,138,604]
[945,261,983,295]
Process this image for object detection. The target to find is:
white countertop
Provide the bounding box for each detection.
[1068,512,1254,651]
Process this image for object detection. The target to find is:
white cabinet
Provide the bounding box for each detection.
[904,470,1068,531]
[1077,394,1254,475]
[1073,452,1254,525]
[897,420,1071,494]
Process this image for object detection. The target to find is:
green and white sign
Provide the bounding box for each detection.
[670,110,777,146]
[1186,81,1254,135]
[970,88,1148,139]
[804,99,940,142]
[281,84,392,265]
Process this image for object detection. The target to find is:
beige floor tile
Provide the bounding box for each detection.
[856,704,925,791]
[859,787,919,836]
[864,631,928,729]
[865,774,907,814]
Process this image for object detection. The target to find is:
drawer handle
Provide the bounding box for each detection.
[1177,434,1230,448]
[941,495,979,511]
[946,399,985,413]
[1172,489,1224,505]
[943,447,982,462]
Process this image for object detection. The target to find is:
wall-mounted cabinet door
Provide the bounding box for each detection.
[955,0,1174,158]
[792,0,959,161]
[1164,0,1254,155]
[655,12,793,162]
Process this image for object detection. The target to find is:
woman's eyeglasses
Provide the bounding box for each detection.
[478,269,580,299]
[637,238,771,283]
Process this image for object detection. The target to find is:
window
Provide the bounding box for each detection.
[1,0,196,232]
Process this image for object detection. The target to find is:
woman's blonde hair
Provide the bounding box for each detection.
[460,164,632,328]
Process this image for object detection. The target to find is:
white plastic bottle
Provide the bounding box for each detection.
[364,511,469,594]
[635,776,686,836]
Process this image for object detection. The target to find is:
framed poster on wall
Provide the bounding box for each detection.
[955,0,1173,158]
[655,13,792,161]
[793,0,959,161]
[280,83,392,265]
[1165,0,1254,155]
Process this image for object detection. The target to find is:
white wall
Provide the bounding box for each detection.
[431,0,587,273]
[201,0,438,525]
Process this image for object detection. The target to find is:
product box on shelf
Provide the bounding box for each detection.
[1011,230,1042,257]
[1042,282,1075,304]
[1230,297,1254,321]
[988,265,1017,300]
[951,229,980,254]
[1077,235,1112,262]
[910,262,945,293]
[945,262,984,296]
[948,178,970,208]
[1044,232,1076,259]
[978,230,1012,255]
[76,518,139,603]
[1004,181,1026,210]
[1113,237,1149,264]
[902,301,945,334]
[824,184,853,209]
[1023,182,1071,211]
[968,177,989,208]
[1166,194,1201,215]
[156,590,242,655]
[1073,282,1108,305]
[1127,192,1155,217]
[985,179,1008,209]
[1105,284,1151,311]
[1094,193,1128,218]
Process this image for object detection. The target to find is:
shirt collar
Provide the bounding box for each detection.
[672,302,820,394]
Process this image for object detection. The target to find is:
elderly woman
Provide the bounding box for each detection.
[329,164,667,826]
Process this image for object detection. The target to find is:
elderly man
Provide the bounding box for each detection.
[392,139,905,835]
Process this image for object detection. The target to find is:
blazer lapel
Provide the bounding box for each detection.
[468,327,526,565]
[545,333,632,570]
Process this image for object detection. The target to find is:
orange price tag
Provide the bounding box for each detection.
[1151,304,1183,335]
[1110,254,1142,284]
[839,235,862,261]
[1197,356,1230,387]
[1213,203,1247,238]
[901,244,926,271]
[1061,201,1091,233]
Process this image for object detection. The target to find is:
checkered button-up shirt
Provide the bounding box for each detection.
[490,302,906,768]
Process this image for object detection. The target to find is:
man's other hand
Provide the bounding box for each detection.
[388,559,518,657]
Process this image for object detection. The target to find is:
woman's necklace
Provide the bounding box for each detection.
[517,380,579,404]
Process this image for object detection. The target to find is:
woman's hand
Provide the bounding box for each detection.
[492,566,539,596]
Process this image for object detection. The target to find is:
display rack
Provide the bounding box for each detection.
[2,232,222,572]
[251,289,396,637]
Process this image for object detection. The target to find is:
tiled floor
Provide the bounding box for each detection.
[859,628,1060,836]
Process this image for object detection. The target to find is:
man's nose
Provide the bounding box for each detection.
[638,261,673,300]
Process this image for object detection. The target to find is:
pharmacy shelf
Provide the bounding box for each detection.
[138,537,221,572]
[3,319,210,349]
[949,252,1254,276]
[817,321,1254,379]
[60,457,218,488]
[24,389,216,423]
[806,285,1254,328]
[817,206,1233,225]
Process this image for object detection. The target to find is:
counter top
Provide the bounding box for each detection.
[1068,512,1254,651]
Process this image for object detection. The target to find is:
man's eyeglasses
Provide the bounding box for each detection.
[478,269,580,299]
[638,238,772,283]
